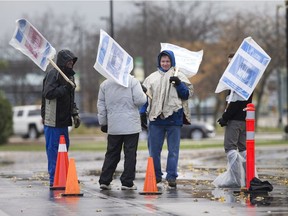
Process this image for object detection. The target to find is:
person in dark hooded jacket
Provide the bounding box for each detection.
[140,50,193,188]
[41,49,81,187]
[213,53,254,188]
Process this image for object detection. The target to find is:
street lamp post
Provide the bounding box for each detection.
[134,1,148,77]
[110,0,114,38]
[276,5,283,128]
[100,0,114,38]
[285,1,288,136]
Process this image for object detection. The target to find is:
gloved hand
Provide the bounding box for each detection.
[73,115,81,128]
[64,83,76,92]
[169,76,181,86]
[141,84,147,93]
[101,125,108,133]
[140,113,148,130]
[72,107,79,116]
[217,118,228,127]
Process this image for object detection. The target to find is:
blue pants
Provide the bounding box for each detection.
[44,126,69,185]
[148,124,181,181]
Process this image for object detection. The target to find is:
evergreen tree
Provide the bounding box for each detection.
[0,91,12,145]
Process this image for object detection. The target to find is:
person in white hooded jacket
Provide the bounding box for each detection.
[140,50,193,188]
[97,75,147,190]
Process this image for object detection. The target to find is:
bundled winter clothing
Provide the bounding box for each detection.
[41,49,80,186]
[97,75,147,189]
[140,50,193,186]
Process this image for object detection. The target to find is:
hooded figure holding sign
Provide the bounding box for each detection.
[140,50,193,188]
[41,49,81,186]
[213,53,253,188]
[9,19,81,187]
[213,36,271,188]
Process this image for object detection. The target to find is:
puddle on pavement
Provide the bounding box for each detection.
[197,187,287,208]
[49,190,83,213]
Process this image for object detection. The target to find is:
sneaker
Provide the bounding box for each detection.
[100,184,111,190]
[168,180,177,188]
[121,184,137,190]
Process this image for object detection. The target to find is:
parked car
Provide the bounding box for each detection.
[140,121,215,140]
[13,105,44,139]
[79,113,100,128]
[180,121,215,140]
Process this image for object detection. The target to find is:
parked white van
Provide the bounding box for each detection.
[13,105,44,139]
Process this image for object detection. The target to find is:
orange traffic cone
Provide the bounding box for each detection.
[62,158,83,197]
[50,135,69,190]
[139,157,162,195]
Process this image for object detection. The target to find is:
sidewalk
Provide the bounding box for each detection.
[0,145,287,216]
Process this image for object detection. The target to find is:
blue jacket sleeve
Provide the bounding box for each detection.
[175,83,189,100]
[139,101,148,114]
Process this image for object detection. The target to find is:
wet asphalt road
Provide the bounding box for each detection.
[0,144,287,216]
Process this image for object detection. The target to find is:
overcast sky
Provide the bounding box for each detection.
[0,0,285,41]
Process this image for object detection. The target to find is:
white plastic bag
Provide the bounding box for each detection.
[212,150,246,188]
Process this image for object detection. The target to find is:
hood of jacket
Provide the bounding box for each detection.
[157,50,176,72]
[56,50,78,75]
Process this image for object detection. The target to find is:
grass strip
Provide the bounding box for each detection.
[0,139,286,152]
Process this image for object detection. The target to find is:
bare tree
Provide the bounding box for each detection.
[117,1,220,77]
[1,2,283,120]
[213,8,285,127]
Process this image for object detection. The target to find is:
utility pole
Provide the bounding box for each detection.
[134,1,148,77]
[276,5,283,128]
[285,1,288,136]
[110,0,114,38]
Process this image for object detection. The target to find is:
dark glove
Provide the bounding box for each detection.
[101,125,108,133]
[64,83,75,92]
[73,115,81,128]
[169,76,181,86]
[141,84,147,93]
[140,113,148,130]
[217,118,228,127]
[72,107,79,116]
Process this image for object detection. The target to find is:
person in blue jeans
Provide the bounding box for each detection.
[140,50,193,188]
[41,50,81,187]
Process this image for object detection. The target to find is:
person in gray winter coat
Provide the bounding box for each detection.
[97,75,147,190]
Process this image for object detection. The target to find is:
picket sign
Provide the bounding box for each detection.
[9,18,74,88]
[160,43,203,78]
[94,29,133,88]
[215,37,271,100]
